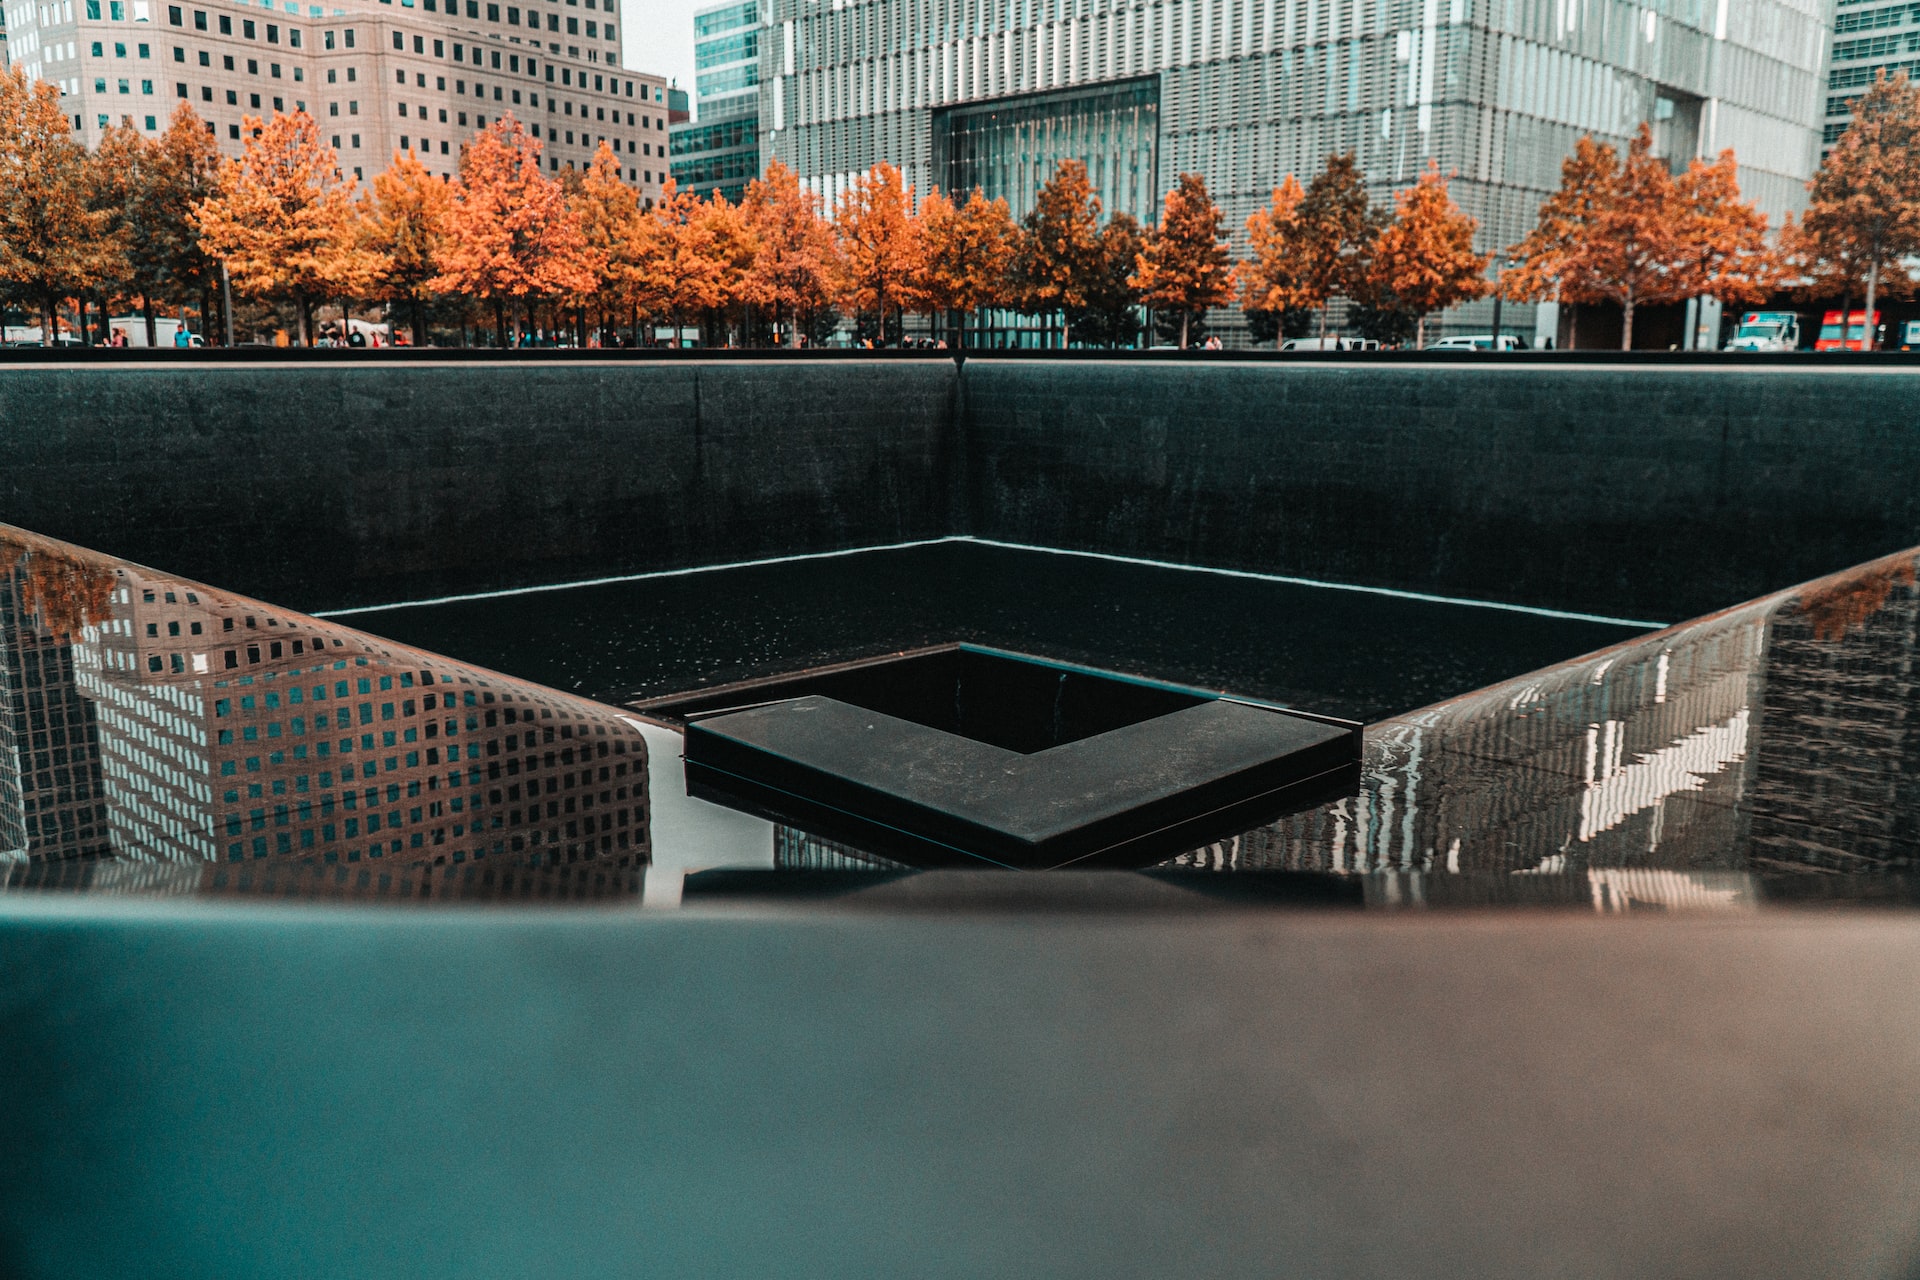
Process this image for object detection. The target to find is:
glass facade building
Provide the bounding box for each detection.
[932,75,1160,223]
[671,0,761,202]
[1823,0,1915,150]
[759,0,1828,342]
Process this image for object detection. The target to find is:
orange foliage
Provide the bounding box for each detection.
[193,111,380,343]
[1130,172,1233,348]
[1798,556,1918,643]
[432,114,594,340]
[0,529,115,640]
[1365,162,1490,348]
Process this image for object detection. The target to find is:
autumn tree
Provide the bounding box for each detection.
[565,141,644,340]
[1572,124,1694,348]
[92,107,220,344]
[1363,162,1489,348]
[630,178,726,346]
[1130,172,1232,348]
[364,147,452,344]
[1236,175,1317,348]
[742,158,839,347]
[147,105,225,337]
[1296,152,1386,340]
[1670,148,1776,320]
[0,66,122,340]
[1799,72,1920,349]
[1503,135,1615,345]
[1073,211,1148,348]
[833,162,922,345]
[433,114,595,345]
[696,193,757,346]
[194,111,380,344]
[1017,158,1105,347]
[916,186,1018,346]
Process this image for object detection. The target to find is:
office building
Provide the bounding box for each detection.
[1821,0,1915,151]
[671,0,760,202]
[760,0,1829,341]
[1,0,674,191]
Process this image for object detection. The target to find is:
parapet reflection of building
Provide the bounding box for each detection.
[1189,548,1920,882]
[0,525,649,873]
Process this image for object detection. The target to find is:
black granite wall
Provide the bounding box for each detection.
[960,361,1920,621]
[3,356,1917,620]
[0,361,957,610]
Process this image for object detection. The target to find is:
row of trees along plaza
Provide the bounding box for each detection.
[4,62,1920,350]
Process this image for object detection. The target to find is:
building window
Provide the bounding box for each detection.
[246,58,256,73]
[224,87,235,102]
[175,80,186,94]
[323,27,334,47]
[290,29,300,47]
[141,78,153,92]
[218,13,229,32]
[167,3,181,21]
[241,18,253,36]
[192,6,205,26]
[344,27,354,46]
[270,62,280,76]
[266,22,277,41]
[228,122,240,137]
[198,49,208,64]
[249,91,260,106]
[328,101,338,114]
[350,133,360,146]
[144,113,156,127]
[222,54,233,68]
[200,84,211,99]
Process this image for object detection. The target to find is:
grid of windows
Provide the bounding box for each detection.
[4,0,665,191]
[764,0,1826,341]
[0,551,651,874]
[1822,0,1920,151]
[672,0,762,201]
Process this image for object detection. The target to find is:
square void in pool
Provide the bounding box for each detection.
[651,645,1362,870]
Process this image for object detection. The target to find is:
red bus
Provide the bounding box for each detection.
[1816,309,1881,351]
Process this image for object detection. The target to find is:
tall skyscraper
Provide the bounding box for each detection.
[760,0,1828,341]
[670,0,760,202]
[1,0,672,190]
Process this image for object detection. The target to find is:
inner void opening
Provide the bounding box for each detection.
[339,542,1652,723]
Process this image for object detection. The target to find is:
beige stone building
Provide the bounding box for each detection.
[3,0,672,194]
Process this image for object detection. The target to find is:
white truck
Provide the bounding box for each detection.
[108,315,203,347]
[1723,311,1800,352]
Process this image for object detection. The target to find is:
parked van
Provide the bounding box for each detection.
[1429,334,1525,351]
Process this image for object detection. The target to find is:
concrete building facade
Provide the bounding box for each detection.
[2,0,673,190]
[758,0,1830,342]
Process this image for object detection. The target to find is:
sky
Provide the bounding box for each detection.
[624,0,701,107]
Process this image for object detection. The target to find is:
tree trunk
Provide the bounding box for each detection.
[1864,254,1881,352]
[143,295,157,348]
[1416,315,1425,351]
[1318,301,1329,342]
[1180,311,1189,350]
[492,297,506,348]
[1620,290,1635,352]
